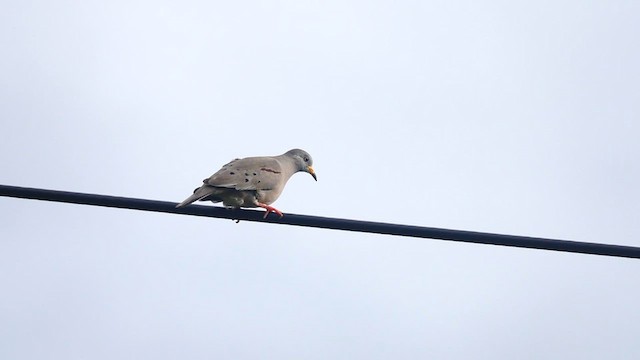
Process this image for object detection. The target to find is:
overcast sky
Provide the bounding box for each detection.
[1,1,639,359]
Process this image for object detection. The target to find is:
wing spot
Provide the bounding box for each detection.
[260,167,281,174]
[229,171,235,175]
[245,178,249,182]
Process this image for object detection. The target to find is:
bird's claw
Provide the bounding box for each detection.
[257,203,284,219]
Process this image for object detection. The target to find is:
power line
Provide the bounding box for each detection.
[1,184,638,259]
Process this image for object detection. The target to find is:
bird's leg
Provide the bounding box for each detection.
[256,202,284,218]
[224,206,241,223]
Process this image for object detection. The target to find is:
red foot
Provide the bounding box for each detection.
[257,202,284,218]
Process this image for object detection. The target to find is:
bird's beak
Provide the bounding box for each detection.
[307,166,317,181]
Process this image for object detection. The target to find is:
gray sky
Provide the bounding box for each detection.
[1,1,639,359]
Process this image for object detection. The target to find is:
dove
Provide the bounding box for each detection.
[176,149,317,218]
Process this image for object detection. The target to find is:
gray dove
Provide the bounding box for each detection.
[176,149,317,218]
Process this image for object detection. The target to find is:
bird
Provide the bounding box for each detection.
[176,149,317,218]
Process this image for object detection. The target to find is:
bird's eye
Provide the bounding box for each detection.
[304,157,309,162]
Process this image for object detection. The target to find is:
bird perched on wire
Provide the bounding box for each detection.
[176,149,317,218]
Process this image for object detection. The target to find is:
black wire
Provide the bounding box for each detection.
[1,184,639,259]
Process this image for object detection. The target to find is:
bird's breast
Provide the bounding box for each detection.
[256,189,280,205]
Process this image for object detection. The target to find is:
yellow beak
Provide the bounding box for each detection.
[307,166,317,181]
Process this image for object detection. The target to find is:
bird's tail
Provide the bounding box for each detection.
[175,186,220,208]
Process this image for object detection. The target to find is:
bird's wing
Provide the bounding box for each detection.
[204,156,284,191]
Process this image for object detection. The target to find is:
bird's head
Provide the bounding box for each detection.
[285,148,317,181]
